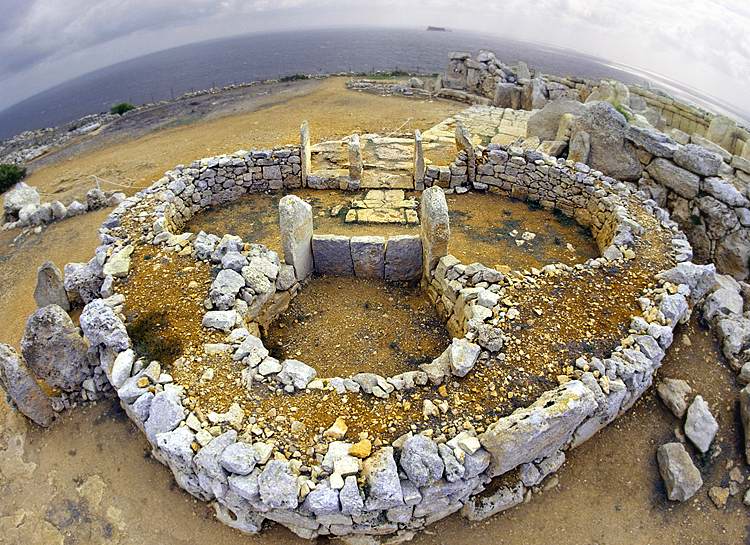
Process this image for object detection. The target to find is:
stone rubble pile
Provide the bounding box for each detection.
[0,100,731,538]
[2,182,125,230]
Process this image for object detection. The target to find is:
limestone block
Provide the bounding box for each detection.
[312,235,354,276]
[420,186,450,278]
[480,380,597,476]
[34,261,70,311]
[348,134,363,181]
[384,235,422,282]
[279,195,313,281]
[351,236,385,279]
[0,343,55,427]
[300,121,311,186]
[414,130,425,189]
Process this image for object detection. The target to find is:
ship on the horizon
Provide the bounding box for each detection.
[426,26,449,32]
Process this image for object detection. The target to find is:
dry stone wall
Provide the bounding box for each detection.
[0,110,722,541]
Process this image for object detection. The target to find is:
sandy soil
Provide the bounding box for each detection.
[21,77,461,205]
[1,315,746,545]
[0,79,747,544]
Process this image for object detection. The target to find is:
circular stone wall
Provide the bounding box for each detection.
[75,133,715,540]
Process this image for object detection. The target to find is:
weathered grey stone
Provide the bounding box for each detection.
[363,447,403,510]
[567,130,590,164]
[527,100,586,141]
[657,262,716,304]
[715,228,750,281]
[258,460,299,509]
[455,122,476,183]
[102,245,134,278]
[221,251,248,272]
[703,177,749,207]
[646,158,700,199]
[460,482,524,521]
[144,388,185,442]
[399,434,444,487]
[626,126,679,158]
[414,130,425,188]
[276,359,316,389]
[275,264,297,291]
[279,195,313,281]
[202,310,238,332]
[228,469,261,501]
[79,298,130,352]
[673,144,723,176]
[740,385,750,465]
[110,348,135,388]
[572,101,642,181]
[447,337,481,377]
[34,261,69,311]
[420,186,450,278]
[656,378,692,418]
[304,481,340,515]
[64,260,103,305]
[438,443,465,482]
[312,235,353,276]
[384,235,422,282]
[350,236,385,279]
[220,442,257,475]
[155,426,195,472]
[657,442,703,502]
[210,269,245,310]
[704,286,744,322]
[2,182,40,221]
[684,395,718,453]
[348,134,362,181]
[21,305,90,392]
[339,475,365,515]
[0,343,55,427]
[301,121,311,186]
[480,381,596,476]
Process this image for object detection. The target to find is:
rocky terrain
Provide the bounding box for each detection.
[1,52,749,544]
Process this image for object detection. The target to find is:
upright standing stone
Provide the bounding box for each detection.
[0,344,55,427]
[300,121,311,187]
[348,134,363,183]
[455,123,476,184]
[34,261,70,311]
[739,385,750,464]
[420,187,450,280]
[21,305,91,392]
[414,130,425,190]
[279,195,313,282]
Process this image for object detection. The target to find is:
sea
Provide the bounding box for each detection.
[0,27,744,140]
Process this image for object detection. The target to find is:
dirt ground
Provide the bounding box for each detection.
[1,315,746,545]
[20,77,461,205]
[0,78,748,545]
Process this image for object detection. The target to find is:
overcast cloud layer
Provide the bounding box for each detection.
[1,0,749,115]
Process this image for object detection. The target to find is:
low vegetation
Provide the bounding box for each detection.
[110,102,136,115]
[0,163,26,193]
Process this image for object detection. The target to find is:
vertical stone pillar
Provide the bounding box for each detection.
[414,130,425,190]
[279,195,313,281]
[420,186,450,282]
[34,261,70,311]
[300,120,311,187]
[348,134,363,184]
[455,122,476,185]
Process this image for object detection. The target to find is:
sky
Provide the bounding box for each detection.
[0,0,749,114]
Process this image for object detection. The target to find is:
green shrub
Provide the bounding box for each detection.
[110,102,136,115]
[0,164,26,193]
[280,74,309,82]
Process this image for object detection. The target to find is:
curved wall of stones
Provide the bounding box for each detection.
[61,131,716,540]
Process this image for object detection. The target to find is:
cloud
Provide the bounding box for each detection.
[0,0,748,115]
